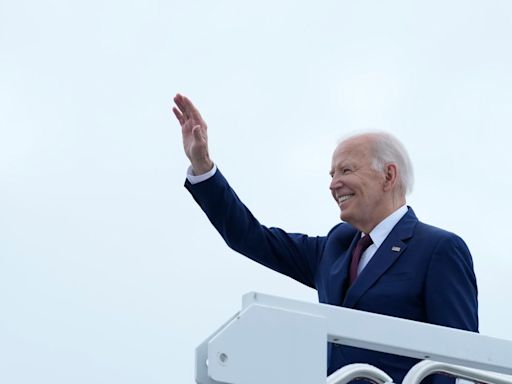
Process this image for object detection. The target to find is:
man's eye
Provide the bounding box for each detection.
[342,168,352,174]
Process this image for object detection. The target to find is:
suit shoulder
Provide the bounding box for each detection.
[416,220,461,238]
[324,222,358,248]
[414,221,470,250]
[327,221,358,236]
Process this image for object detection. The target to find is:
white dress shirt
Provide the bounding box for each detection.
[357,205,408,277]
[187,164,218,184]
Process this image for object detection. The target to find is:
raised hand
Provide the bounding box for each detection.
[173,94,214,175]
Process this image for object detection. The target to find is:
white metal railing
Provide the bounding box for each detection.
[327,363,392,384]
[327,361,512,384]
[195,292,512,384]
[402,360,512,384]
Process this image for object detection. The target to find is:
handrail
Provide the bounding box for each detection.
[402,360,512,384]
[241,292,512,375]
[196,292,512,384]
[327,363,393,384]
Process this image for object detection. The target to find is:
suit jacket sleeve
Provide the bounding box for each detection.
[185,169,326,288]
[425,233,479,331]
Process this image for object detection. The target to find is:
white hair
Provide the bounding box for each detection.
[340,131,414,196]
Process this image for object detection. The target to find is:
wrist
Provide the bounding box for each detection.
[191,159,214,175]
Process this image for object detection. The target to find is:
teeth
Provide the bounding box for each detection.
[338,194,354,204]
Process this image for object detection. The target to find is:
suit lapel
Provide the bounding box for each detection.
[343,208,418,309]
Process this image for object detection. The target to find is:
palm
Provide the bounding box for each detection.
[181,114,205,159]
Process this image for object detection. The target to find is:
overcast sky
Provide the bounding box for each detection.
[2,1,512,383]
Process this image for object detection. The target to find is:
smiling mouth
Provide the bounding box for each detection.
[337,194,354,205]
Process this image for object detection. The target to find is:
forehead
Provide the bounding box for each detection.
[331,136,374,166]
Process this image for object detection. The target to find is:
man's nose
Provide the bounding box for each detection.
[330,176,341,191]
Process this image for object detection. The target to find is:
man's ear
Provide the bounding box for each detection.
[383,163,398,192]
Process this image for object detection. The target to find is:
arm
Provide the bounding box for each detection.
[424,234,479,332]
[185,169,325,287]
[424,234,479,384]
[173,94,324,288]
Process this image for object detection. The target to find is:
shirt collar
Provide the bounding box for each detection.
[367,205,408,248]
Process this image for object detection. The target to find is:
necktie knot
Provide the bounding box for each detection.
[358,233,373,251]
[349,234,373,284]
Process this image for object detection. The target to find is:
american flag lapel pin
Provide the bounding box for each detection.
[391,246,401,252]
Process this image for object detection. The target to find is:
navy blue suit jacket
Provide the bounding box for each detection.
[186,169,478,383]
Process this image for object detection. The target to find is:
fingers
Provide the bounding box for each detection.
[172,106,185,125]
[173,93,188,118]
[174,93,204,122]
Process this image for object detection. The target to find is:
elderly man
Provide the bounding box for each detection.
[173,93,478,384]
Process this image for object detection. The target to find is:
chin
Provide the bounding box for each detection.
[340,210,356,227]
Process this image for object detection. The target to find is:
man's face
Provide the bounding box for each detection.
[329,137,388,233]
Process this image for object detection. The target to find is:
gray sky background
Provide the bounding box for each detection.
[1,1,512,383]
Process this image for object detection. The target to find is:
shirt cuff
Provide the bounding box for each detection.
[186,164,217,184]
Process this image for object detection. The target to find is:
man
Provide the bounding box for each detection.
[173,93,478,383]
